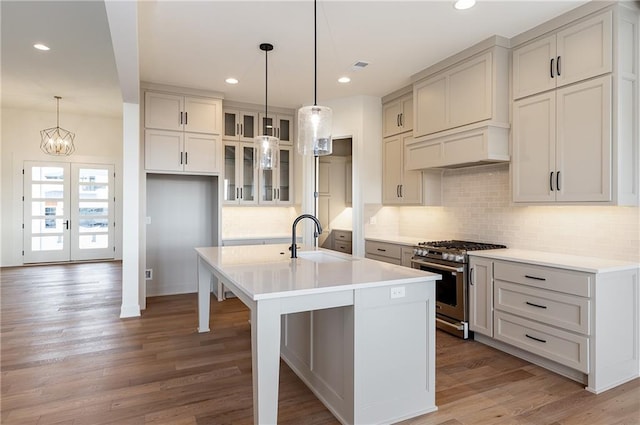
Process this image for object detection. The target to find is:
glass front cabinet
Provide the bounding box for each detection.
[224,110,259,143]
[259,113,294,144]
[223,142,257,205]
[258,146,293,205]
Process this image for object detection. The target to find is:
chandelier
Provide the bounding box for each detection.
[40,96,76,156]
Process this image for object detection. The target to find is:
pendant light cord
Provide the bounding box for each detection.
[314,0,317,107]
[55,96,61,127]
[265,47,268,118]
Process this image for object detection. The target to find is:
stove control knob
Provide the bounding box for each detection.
[455,255,464,262]
[442,253,450,260]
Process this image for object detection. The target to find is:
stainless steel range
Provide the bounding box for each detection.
[411,240,506,339]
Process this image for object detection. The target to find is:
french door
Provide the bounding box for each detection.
[23,161,115,263]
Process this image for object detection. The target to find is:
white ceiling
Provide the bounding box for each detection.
[2,0,590,118]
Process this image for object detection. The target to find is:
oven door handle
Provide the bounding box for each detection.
[411,258,464,273]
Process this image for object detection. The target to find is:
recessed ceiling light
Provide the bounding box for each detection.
[33,43,50,51]
[338,76,351,84]
[225,78,238,85]
[454,0,476,10]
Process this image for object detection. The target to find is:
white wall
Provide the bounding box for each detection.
[366,163,640,263]
[1,107,123,267]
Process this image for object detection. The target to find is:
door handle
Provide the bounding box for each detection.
[549,171,554,191]
[400,112,403,127]
[64,220,69,230]
[556,56,561,76]
[550,58,555,78]
[397,114,400,127]
[180,152,184,165]
[184,152,188,165]
[556,171,560,191]
[240,187,243,199]
[180,111,183,125]
[240,123,244,136]
[400,184,403,198]
[184,112,188,125]
[469,267,474,285]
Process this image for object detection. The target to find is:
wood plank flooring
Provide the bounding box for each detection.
[1,262,638,424]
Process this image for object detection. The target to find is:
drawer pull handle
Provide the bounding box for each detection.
[377,248,387,252]
[524,275,546,281]
[526,301,547,309]
[525,334,547,344]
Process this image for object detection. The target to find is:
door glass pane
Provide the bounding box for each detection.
[262,169,273,201]
[32,166,64,181]
[279,149,290,201]
[32,184,64,198]
[79,184,108,200]
[279,118,290,141]
[78,202,108,216]
[31,236,64,251]
[224,145,236,201]
[243,115,255,138]
[224,112,237,137]
[32,218,64,233]
[79,218,109,233]
[242,146,254,201]
[79,168,109,183]
[79,234,108,249]
[31,201,64,216]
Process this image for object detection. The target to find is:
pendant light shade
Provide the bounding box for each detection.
[255,43,279,170]
[297,0,332,157]
[40,96,76,156]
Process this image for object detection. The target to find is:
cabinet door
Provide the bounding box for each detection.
[144,129,183,172]
[184,97,221,135]
[239,143,257,204]
[259,114,276,138]
[145,92,183,131]
[512,92,556,203]
[382,135,403,205]
[184,133,220,174]
[448,52,492,129]
[276,114,293,144]
[240,111,259,142]
[556,76,611,202]
[277,147,293,203]
[512,34,557,100]
[401,95,413,133]
[399,134,423,205]
[382,100,403,138]
[224,110,240,139]
[555,11,612,89]
[414,74,447,137]
[469,257,493,337]
[223,143,239,203]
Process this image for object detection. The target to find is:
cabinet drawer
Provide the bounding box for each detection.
[494,311,589,373]
[365,253,402,266]
[494,261,591,297]
[494,280,590,334]
[365,241,402,260]
[333,230,352,243]
[334,241,352,254]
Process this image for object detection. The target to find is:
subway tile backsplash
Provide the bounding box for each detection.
[366,163,640,262]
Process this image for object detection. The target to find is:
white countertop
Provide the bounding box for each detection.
[469,248,640,274]
[365,236,426,247]
[196,244,440,301]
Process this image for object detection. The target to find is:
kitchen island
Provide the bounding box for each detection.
[196,244,441,425]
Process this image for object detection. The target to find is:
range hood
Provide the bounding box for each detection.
[405,123,509,170]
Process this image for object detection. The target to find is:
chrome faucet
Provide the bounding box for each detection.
[291,214,323,258]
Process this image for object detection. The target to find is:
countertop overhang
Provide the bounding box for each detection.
[196,244,441,301]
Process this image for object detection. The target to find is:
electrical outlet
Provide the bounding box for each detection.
[390,286,405,299]
[145,216,151,225]
[145,269,153,280]
[369,216,377,225]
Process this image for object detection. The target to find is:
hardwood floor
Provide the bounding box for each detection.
[1,262,638,425]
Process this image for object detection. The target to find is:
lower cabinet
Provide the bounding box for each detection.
[365,239,414,268]
[469,253,640,394]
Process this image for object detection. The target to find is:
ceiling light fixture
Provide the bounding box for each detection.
[255,43,279,170]
[33,43,50,51]
[40,96,76,156]
[225,77,238,85]
[454,0,476,10]
[338,76,351,84]
[297,0,332,157]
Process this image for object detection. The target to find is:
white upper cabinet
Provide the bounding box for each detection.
[382,93,413,138]
[259,113,294,144]
[414,49,505,138]
[223,109,259,143]
[512,5,637,205]
[382,132,422,205]
[512,11,613,100]
[145,92,222,135]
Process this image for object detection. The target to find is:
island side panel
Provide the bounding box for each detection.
[197,256,212,333]
[353,280,437,424]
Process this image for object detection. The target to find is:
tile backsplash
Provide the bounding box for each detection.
[366,163,640,262]
[222,206,301,239]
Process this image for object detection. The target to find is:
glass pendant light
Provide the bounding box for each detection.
[255,43,279,170]
[40,96,76,156]
[297,0,332,157]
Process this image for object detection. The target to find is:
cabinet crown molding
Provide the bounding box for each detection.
[141,82,224,100]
